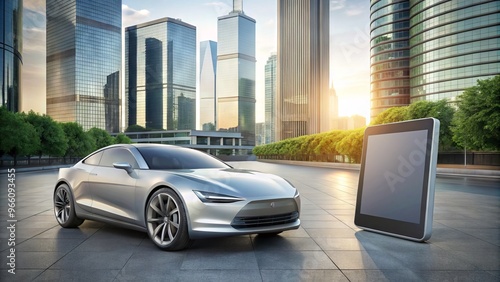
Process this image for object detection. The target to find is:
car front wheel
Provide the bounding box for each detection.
[54,184,84,228]
[146,188,191,251]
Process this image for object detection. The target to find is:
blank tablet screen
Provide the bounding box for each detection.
[354,118,439,241]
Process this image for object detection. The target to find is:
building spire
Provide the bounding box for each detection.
[233,0,243,14]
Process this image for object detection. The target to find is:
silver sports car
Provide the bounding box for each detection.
[54,144,300,250]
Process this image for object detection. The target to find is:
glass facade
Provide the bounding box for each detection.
[126,18,196,131]
[277,0,330,141]
[410,0,500,102]
[264,53,276,144]
[199,40,217,131]
[370,0,410,119]
[46,0,121,132]
[216,5,256,145]
[1,0,22,112]
[371,0,500,118]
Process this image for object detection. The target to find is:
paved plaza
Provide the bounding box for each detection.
[0,162,499,281]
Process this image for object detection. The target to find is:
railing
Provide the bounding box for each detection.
[438,152,500,166]
[0,156,82,168]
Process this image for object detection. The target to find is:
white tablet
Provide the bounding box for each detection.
[354,118,440,242]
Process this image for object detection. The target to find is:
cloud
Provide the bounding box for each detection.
[24,0,46,14]
[345,7,364,16]
[122,4,151,27]
[204,1,232,16]
[24,8,46,29]
[331,0,346,11]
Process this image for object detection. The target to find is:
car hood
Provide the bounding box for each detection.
[170,168,296,199]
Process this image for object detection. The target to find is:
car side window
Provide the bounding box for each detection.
[99,148,139,168]
[83,151,103,165]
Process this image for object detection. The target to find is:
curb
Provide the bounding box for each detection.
[257,159,500,178]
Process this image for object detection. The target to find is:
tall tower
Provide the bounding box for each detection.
[370,0,410,120]
[199,40,217,131]
[46,0,122,132]
[1,0,22,112]
[264,53,277,144]
[277,0,330,141]
[216,0,256,145]
[125,18,196,131]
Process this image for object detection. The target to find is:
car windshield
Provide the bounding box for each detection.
[137,146,230,170]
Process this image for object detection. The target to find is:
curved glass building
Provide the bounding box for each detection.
[371,0,500,119]
[1,0,22,112]
[370,0,411,119]
[410,0,500,102]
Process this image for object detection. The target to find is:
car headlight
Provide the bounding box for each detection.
[193,191,245,203]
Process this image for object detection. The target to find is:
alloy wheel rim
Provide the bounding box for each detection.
[54,188,71,224]
[147,193,180,246]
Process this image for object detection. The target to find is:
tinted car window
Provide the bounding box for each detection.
[83,151,103,165]
[137,147,229,170]
[100,148,139,168]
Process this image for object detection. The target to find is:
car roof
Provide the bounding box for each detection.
[101,143,187,151]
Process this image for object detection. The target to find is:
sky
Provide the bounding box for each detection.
[22,0,371,124]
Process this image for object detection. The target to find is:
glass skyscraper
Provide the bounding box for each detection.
[410,0,500,102]
[126,18,196,131]
[199,40,217,131]
[277,0,330,141]
[46,0,121,132]
[216,0,256,146]
[264,53,276,144]
[370,0,410,119]
[1,0,22,112]
[370,0,500,118]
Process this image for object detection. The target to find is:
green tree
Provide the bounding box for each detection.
[407,100,455,150]
[0,107,40,165]
[61,122,94,157]
[114,133,132,144]
[452,75,500,151]
[336,128,365,163]
[24,111,68,158]
[87,127,114,150]
[125,124,150,132]
[371,106,408,125]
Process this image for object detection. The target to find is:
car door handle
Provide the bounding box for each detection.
[90,173,97,176]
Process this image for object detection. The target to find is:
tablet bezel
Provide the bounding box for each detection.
[354,118,440,242]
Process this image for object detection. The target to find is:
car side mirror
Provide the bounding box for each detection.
[113,162,133,174]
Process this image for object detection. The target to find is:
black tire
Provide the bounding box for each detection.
[146,188,191,251]
[54,184,84,228]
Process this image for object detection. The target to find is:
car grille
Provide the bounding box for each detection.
[231,211,299,229]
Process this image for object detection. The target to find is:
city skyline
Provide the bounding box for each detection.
[23,0,371,123]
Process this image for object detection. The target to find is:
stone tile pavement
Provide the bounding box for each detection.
[0,162,498,281]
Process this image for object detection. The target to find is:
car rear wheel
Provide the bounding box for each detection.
[146,188,191,251]
[54,184,84,228]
